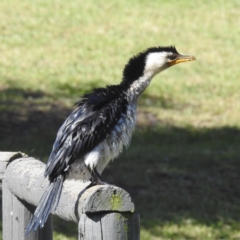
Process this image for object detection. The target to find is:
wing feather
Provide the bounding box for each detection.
[45,86,127,181]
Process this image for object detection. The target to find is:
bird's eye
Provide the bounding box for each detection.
[168,54,177,60]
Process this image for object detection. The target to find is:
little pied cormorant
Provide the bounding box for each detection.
[26,46,195,234]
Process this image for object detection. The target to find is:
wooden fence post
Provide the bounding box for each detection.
[0,152,53,240]
[1,152,140,240]
[78,212,140,239]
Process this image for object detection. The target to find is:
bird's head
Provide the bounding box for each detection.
[122,46,196,85]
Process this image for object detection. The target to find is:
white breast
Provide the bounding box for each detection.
[89,102,137,173]
[67,103,137,182]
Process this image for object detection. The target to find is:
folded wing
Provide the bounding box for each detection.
[45,86,127,181]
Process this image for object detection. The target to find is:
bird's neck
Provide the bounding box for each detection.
[122,75,153,102]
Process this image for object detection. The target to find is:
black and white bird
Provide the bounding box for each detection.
[26,46,195,234]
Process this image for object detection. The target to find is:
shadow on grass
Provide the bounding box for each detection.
[0,87,72,159]
[1,87,240,238]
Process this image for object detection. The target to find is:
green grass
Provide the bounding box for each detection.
[1,0,240,239]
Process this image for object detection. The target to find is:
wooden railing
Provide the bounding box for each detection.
[0,152,140,240]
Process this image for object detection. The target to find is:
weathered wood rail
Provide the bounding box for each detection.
[0,152,140,240]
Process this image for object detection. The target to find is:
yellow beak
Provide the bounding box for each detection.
[168,55,196,66]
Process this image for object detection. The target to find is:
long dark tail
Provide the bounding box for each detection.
[25,175,64,235]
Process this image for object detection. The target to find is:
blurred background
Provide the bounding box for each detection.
[1,0,240,239]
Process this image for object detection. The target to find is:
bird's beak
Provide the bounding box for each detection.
[168,54,196,66]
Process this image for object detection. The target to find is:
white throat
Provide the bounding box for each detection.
[144,52,169,78]
[126,51,169,101]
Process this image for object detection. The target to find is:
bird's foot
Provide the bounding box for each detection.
[85,165,109,188]
[94,179,108,185]
[87,179,108,189]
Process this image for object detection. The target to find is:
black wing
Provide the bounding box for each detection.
[45,85,127,181]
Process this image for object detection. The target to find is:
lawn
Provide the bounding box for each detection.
[1,0,240,239]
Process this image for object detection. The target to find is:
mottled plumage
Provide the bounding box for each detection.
[45,85,129,181]
[26,46,195,234]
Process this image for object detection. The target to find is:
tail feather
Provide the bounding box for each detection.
[25,175,64,235]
